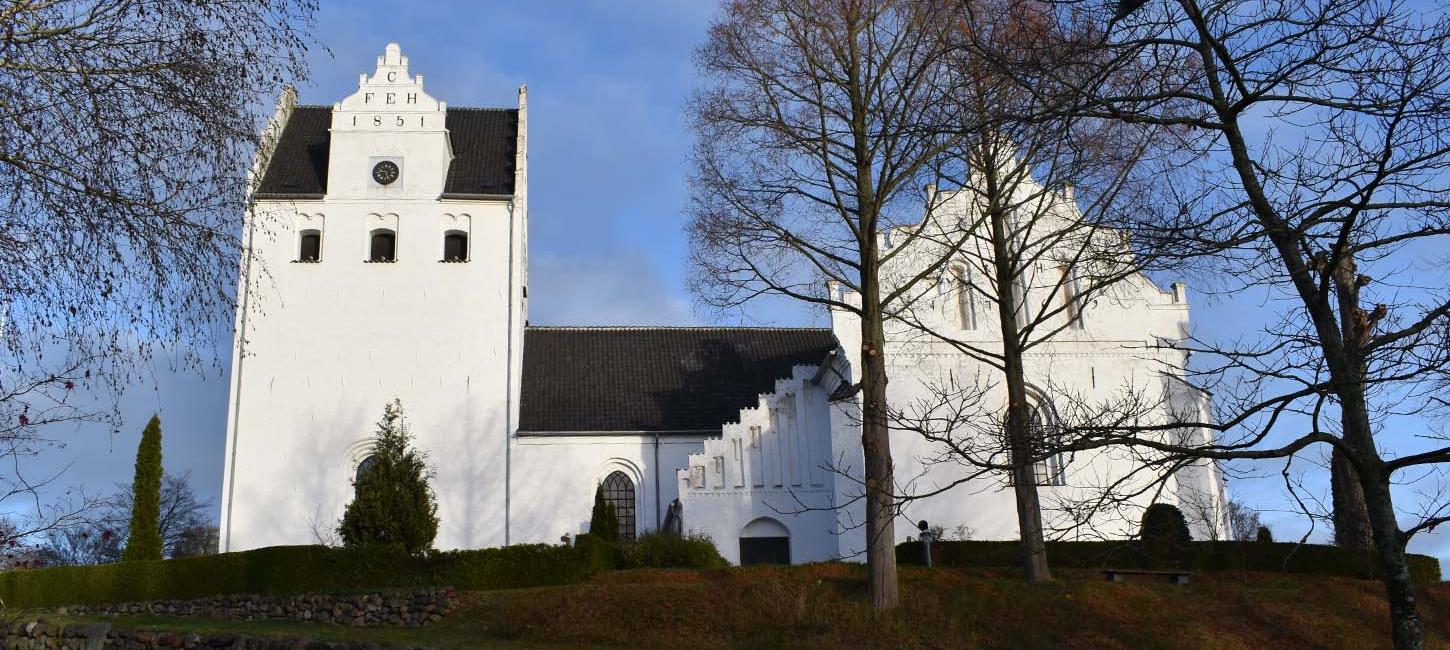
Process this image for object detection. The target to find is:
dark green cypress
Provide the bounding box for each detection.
[338,399,439,554]
[589,485,618,542]
[122,415,164,562]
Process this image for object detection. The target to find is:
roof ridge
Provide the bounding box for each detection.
[447,106,518,112]
[525,325,832,332]
[291,105,516,112]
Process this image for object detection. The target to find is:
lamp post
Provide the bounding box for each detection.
[917,520,933,568]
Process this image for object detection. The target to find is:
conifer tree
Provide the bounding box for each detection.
[338,400,438,553]
[588,486,618,542]
[122,415,164,562]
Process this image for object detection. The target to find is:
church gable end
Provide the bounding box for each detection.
[518,327,839,434]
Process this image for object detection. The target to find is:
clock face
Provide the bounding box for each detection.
[372,160,400,185]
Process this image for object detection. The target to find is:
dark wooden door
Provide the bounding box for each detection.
[739,537,790,565]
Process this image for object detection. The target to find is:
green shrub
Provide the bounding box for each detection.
[338,400,439,553]
[0,543,596,608]
[897,539,1441,584]
[618,532,727,569]
[1140,504,1192,545]
[588,487,618,543]
[1256,525,1274,543]
[1140,504,1192,568]
[574,533,618,572]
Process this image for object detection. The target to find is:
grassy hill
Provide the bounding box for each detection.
[57,564,1450,649]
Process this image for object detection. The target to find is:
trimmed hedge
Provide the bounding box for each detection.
[574,532,728,570]
[618,532,728,569]
[898,539,1442,584]
[574,533,618,571]
[0,543,593,608]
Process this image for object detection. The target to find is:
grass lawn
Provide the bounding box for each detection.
[47,564,1450,649]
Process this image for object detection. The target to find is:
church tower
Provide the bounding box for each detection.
[220,44,527,551]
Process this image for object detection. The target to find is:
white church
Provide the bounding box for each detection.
[219,44,1227,564]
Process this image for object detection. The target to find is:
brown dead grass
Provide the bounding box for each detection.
[83,565,1450,649]
[458,564,1450,649]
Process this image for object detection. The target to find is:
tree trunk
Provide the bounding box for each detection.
[1336,298,1422,649]
[859,282,900,609]
[1331,255,1374,551]
[1361,470,1423,650]
[1215,112,1421,648]
[1332,448,1373,550]
[1007,398,1052,581]
[986,178,1051,582]
[1336,316,1421,648]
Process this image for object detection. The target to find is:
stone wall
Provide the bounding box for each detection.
[4,619,434,650]
[54,588,456,628]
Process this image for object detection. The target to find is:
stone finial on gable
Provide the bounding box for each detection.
[370,42,413,85]
[333,43,443,116]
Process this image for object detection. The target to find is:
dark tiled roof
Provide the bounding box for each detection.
[254,106,518,198]
[256,106,331,196]
[519,327,839,434]
[442,108,518,196]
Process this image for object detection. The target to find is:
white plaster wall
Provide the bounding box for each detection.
[676,368,843,564]
[825,184,1225,551]
[220,198,517,551]
[681,491,838,565]
[220,44,527,552]
[507,435,705,544]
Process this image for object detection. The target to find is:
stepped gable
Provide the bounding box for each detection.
[518,326,838,434]
[253,106,518,198]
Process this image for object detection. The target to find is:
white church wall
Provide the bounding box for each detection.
[221,197,518,551]
[823,183,1226,549]
[677,367,841,565]
[507,435,706,544]
[221,44,527,553]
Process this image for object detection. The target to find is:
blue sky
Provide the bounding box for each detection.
[18,0,1450,562]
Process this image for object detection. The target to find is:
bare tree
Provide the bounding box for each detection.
[1030,1,1450,647]
[1224,499,1263,542]
[171,523,219,558]
[32,471,212,565]
[0,0,316,528]
[108,472,214,559]
[689,0,976,608]
[34,520,122,566]
[878,0,1195,580]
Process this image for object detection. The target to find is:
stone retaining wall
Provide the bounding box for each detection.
[54,588,456,628]
[4,619,434,650]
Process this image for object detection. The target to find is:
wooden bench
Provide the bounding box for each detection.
[1102,568,1192,584]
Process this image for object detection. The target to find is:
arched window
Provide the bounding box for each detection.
[1057,264,1083,329]
[1029,404,1066,486]
[369,229,397,262]
[443,230,468,262]
[952,265,977,330]
[298,229,322,262]
[601,471,637,541]
[355,455,378,484]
